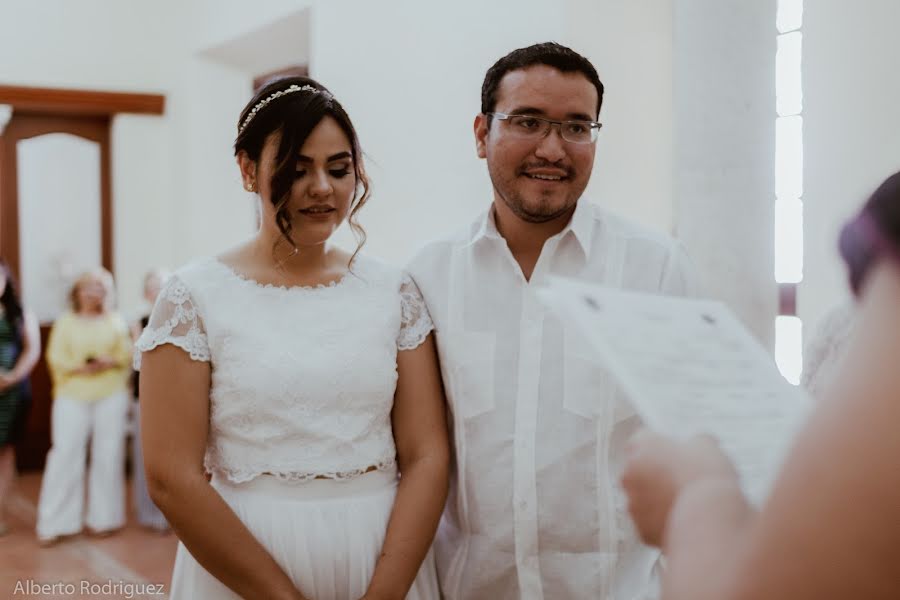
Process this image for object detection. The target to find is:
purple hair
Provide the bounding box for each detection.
[839,170,900,295]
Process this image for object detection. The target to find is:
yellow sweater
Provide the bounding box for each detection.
[45,311,133,402]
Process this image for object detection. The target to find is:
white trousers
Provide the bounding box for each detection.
[36,391,129,538]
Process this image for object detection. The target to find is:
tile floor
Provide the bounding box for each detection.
[0,472,177,599]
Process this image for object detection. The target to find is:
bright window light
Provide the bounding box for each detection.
[775,0,803,383]
[776,32,803,116]
[775,316,803,384]
[777,0,803,33]
[776,116,803,200]
[775,198,804,283]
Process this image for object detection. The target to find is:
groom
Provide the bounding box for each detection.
[408,42,697,599]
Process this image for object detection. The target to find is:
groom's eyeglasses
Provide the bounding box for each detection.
[487,112,602,144]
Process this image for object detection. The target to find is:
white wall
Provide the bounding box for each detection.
[673,0,778,347]
[0,0,182,92]
[565,0,675,233]
[187,0,312,54]
[801,0,900,333]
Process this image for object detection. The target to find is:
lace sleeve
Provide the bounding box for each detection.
[133,274,210,370]
[398,273,434,351]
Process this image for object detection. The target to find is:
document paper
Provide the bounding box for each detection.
[537,277,812,505]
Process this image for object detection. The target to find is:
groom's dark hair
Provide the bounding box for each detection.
[480,42,604,124]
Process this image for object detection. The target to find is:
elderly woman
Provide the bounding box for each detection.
[36,267,133,545]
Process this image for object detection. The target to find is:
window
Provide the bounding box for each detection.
[775,0,804,384]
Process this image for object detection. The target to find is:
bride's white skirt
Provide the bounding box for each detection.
[169,467,440,600]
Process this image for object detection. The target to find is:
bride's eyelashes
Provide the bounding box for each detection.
[293,166,352,180]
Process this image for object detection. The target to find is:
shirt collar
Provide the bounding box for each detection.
[466,205,504,247]
[565,197,595,257]
[467,197,594,256]
[467,199,594,257]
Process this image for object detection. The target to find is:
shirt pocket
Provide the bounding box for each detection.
[440,330,496,420]
[563,335,639,425]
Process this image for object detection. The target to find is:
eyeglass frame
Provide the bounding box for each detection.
[485,111,603,144]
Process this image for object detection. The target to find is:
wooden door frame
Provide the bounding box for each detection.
[0,85,164,118]
[1,115,112,277]
[0,85,164,280]
[0,85,164,470]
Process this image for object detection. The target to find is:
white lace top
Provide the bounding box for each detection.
[133,256,434,483]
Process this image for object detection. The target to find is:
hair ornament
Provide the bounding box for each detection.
[238,84,333,134]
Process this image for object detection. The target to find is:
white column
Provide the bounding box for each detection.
[673,0,778,348]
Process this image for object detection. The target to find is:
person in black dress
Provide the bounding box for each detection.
[0,259,41,535]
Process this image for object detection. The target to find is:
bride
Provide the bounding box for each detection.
[135,77,448,600]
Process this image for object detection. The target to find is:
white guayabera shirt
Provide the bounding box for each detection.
[408,199,697,600]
